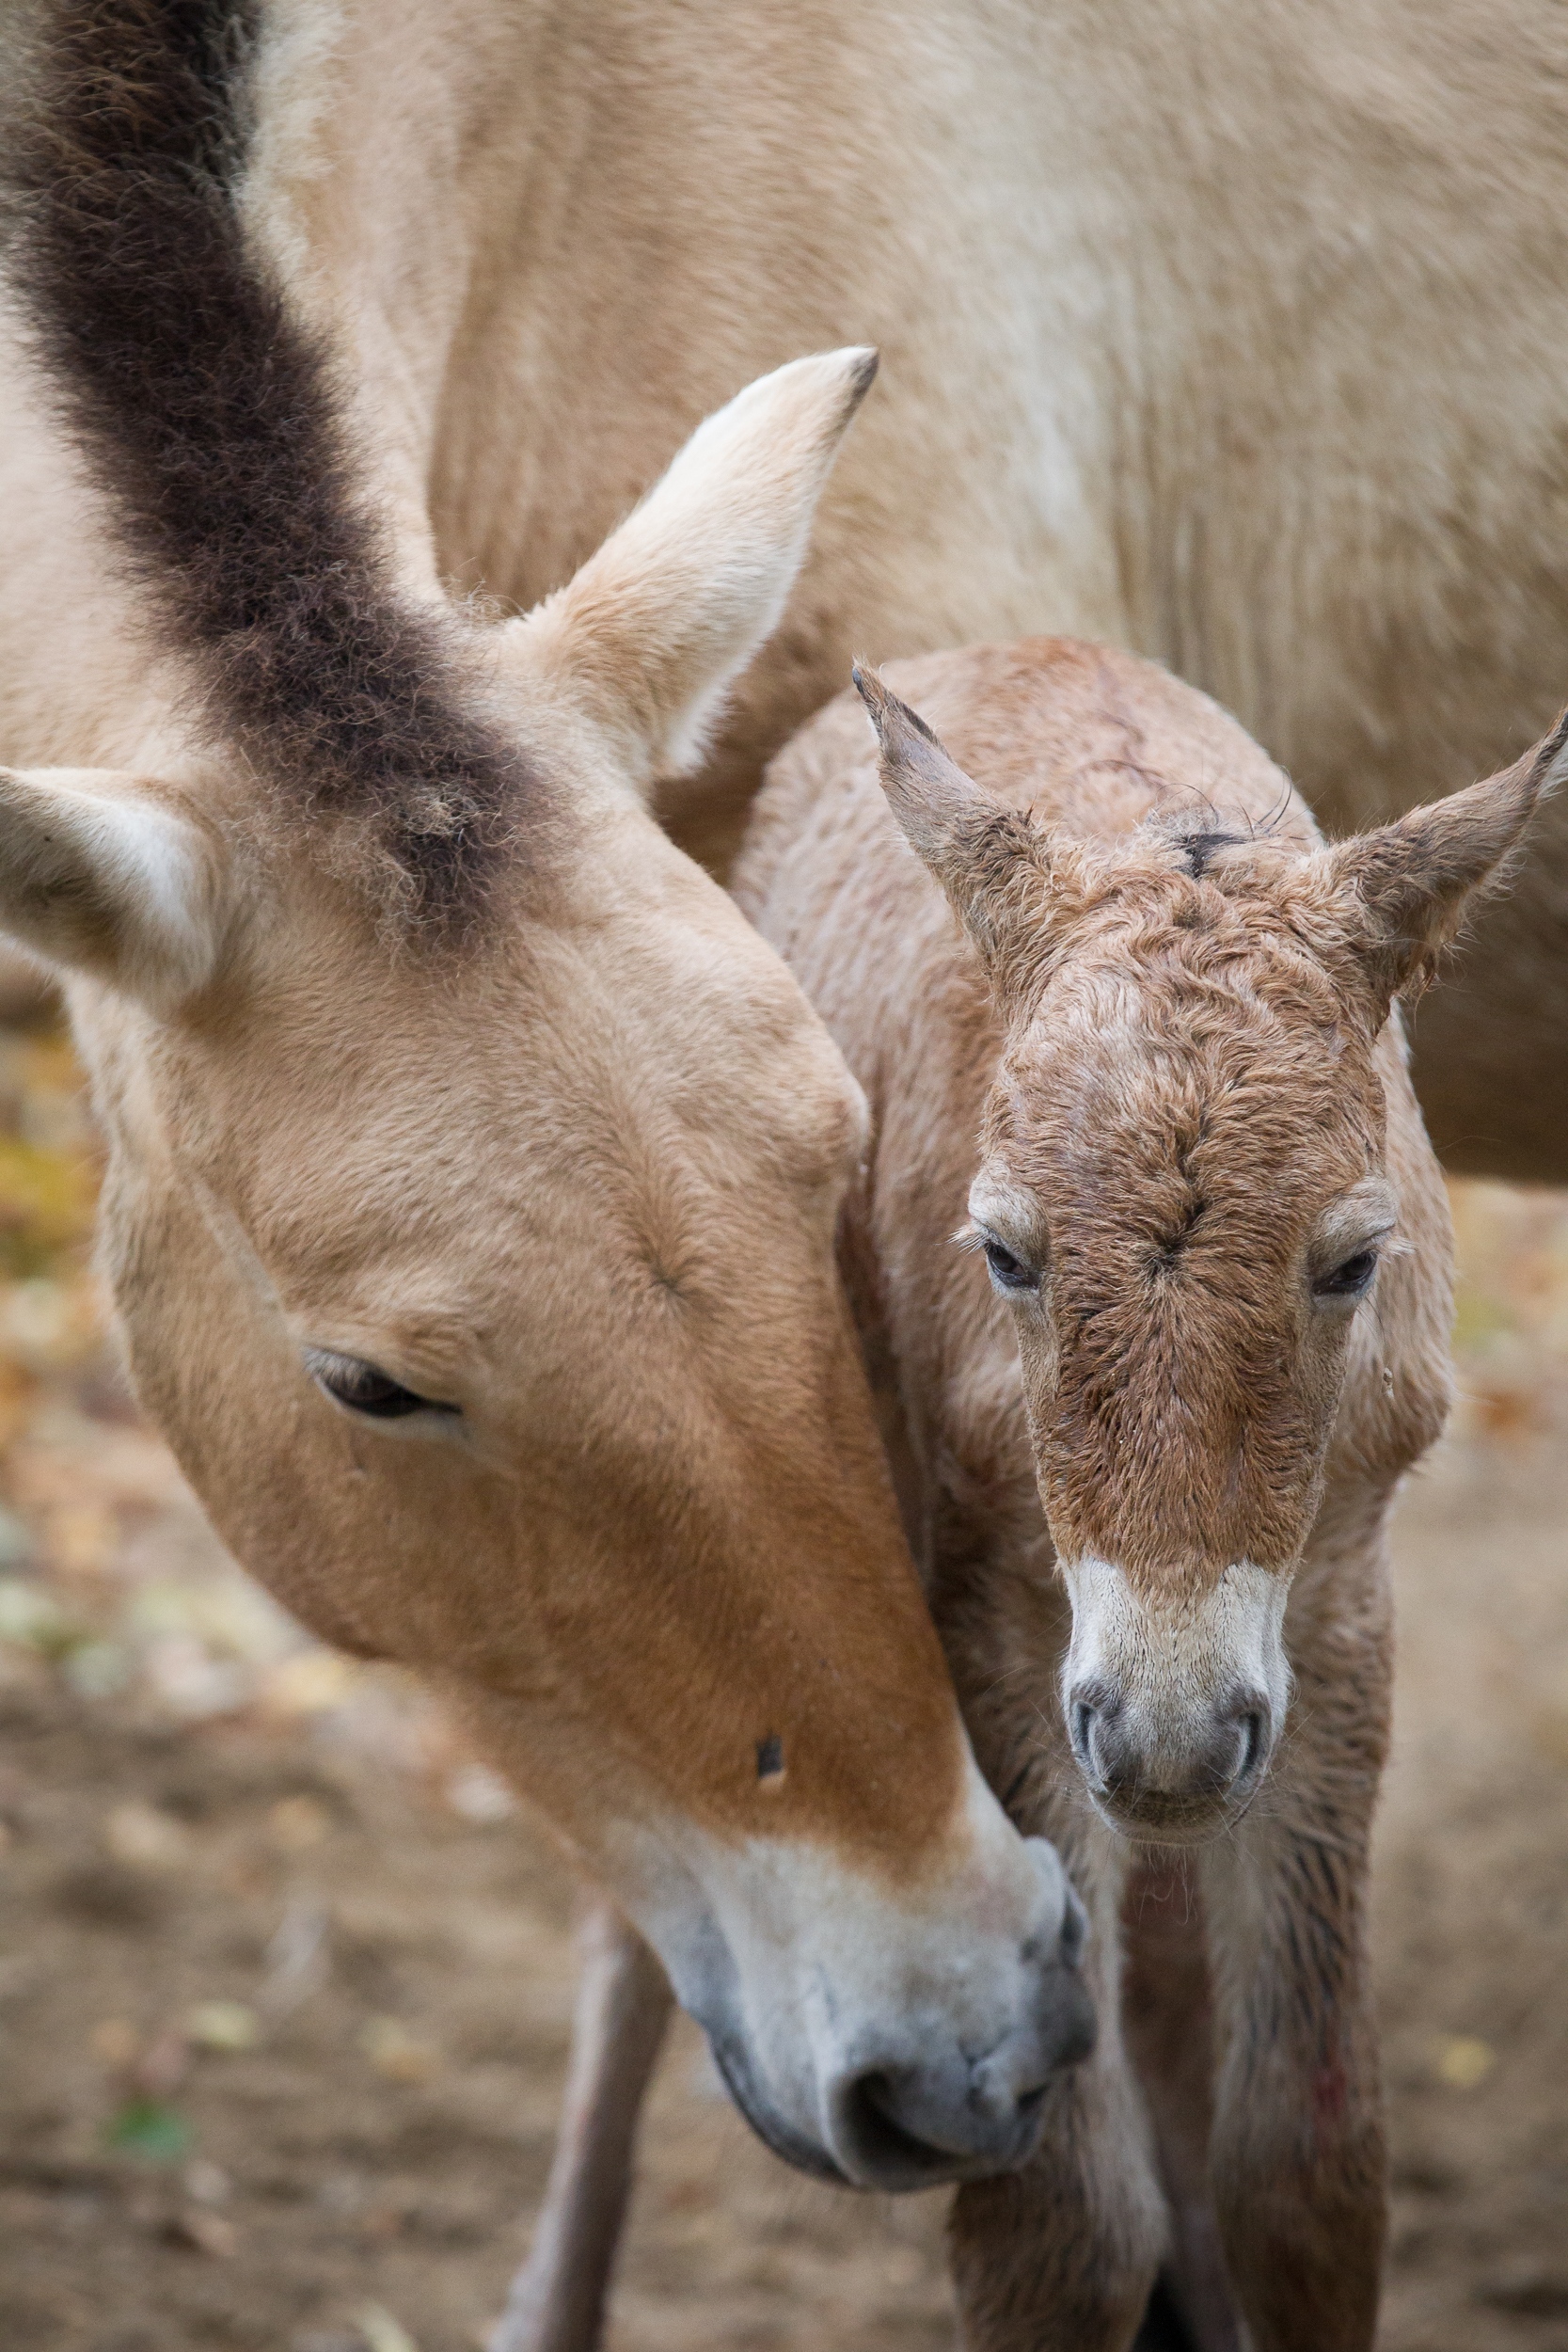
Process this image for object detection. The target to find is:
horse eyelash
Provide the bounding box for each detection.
[952,1222,988,1253]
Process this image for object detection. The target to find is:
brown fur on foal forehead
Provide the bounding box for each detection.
[985,848,1386,1579]
[992,829,1390,1217]
[991,945,1382,1264]
[993,810,1371,1010]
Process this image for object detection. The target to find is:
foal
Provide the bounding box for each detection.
[734,639,1559,2348]
[501,639,1557,2350]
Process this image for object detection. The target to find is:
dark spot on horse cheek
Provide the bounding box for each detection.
[755,1733,785,1783]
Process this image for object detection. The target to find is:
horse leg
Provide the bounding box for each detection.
[490,1895,673,2352]
[949,1842,1168,2352]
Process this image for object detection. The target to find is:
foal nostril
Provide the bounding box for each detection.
[1219,1692,1273,1788]
[1067,1680,1275,1827]
[1068,1686,1117,1782]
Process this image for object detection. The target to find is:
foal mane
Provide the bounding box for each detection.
[4,0,543,928]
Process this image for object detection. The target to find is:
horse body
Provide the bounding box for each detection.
[735,637,1552,2346]
[226,0,1568,1175]
[8,0,1567,1164]
[0,8,1097,2190]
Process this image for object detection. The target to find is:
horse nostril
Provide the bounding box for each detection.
[1058,1881,1089,1969]
[842,2071,974,2178]
[1237,1708,1266,1780]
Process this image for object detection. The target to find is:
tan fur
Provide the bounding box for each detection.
[735,638,1541,2348]
[81,0,1568,1177]
[0,342,1099,2191]
[80,827,963,1865]
[7,4,1568,1172]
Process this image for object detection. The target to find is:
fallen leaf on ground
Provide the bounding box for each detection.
[187,1998,260,2052]
[90,2017,139,2067]
[163,2206,238,2257]
[103,1799,191,1869]
[267,1793,332,1851]
[104,2096,194,2165]
[261,1650,356,1718]
[360,2015,439,2084]
[1432,2034,1496,2090]
[356,2304,420,2352]
[134,2026,190,2098]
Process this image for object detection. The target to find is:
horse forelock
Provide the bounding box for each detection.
[4,0,547,930]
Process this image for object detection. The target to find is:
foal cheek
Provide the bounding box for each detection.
[1014,1306,1062,1422]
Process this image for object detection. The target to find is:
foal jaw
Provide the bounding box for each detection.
[1058,1556,1292,1843]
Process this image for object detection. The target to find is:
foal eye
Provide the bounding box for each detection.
[304,1348,457,1420]
[1314,1248,1379,1300]
[983,1238,1039,1293]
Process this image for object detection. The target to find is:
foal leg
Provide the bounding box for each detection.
[949,1838,1168,2352]
[1121,1859,1242,2352]
[491,1896,673,2352]
[1199,1662,1388,2352]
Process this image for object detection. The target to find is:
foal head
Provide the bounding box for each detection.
[859,663,1562,1841]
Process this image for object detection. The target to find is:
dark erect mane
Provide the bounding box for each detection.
[1172,830,1248,879]
[4,0,541,926]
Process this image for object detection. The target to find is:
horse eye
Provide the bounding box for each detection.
[1314,1248,1379,1300]
[304,1348,456,1420]
[983,1237,1039,1293]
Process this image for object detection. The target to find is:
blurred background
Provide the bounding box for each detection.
[0,1002,1563,2352]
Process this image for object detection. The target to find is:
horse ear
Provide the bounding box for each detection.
[1323,712,1568,1004]
[853,664,1061,988]
[510,348,878,787]
[0,768,230,1009]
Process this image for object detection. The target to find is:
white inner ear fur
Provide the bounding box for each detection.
[502,347,877,787]
[0,767,229,1011]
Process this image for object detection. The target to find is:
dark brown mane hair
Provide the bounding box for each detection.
[4,0,543,925]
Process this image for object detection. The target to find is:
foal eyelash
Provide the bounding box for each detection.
[952,1222,988,1254]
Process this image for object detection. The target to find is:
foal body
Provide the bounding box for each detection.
[515,639,1555,2350]
[737,640,1463,2347]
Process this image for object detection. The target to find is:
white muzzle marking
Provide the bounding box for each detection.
[1060,1557,1291,1839]
[609,1755,1096,2190]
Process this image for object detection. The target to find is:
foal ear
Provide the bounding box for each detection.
[853,664,1056,981]
[1323,711,1568,1004]
[0,768,230,1010]
[513,348,878,785]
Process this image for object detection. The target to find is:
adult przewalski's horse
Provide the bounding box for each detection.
[8,0,1562,1174]
[0,9,1093,2194]
[518,643,1559,2350]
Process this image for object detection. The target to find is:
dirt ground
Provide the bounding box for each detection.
[0,1024,1564,2352]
